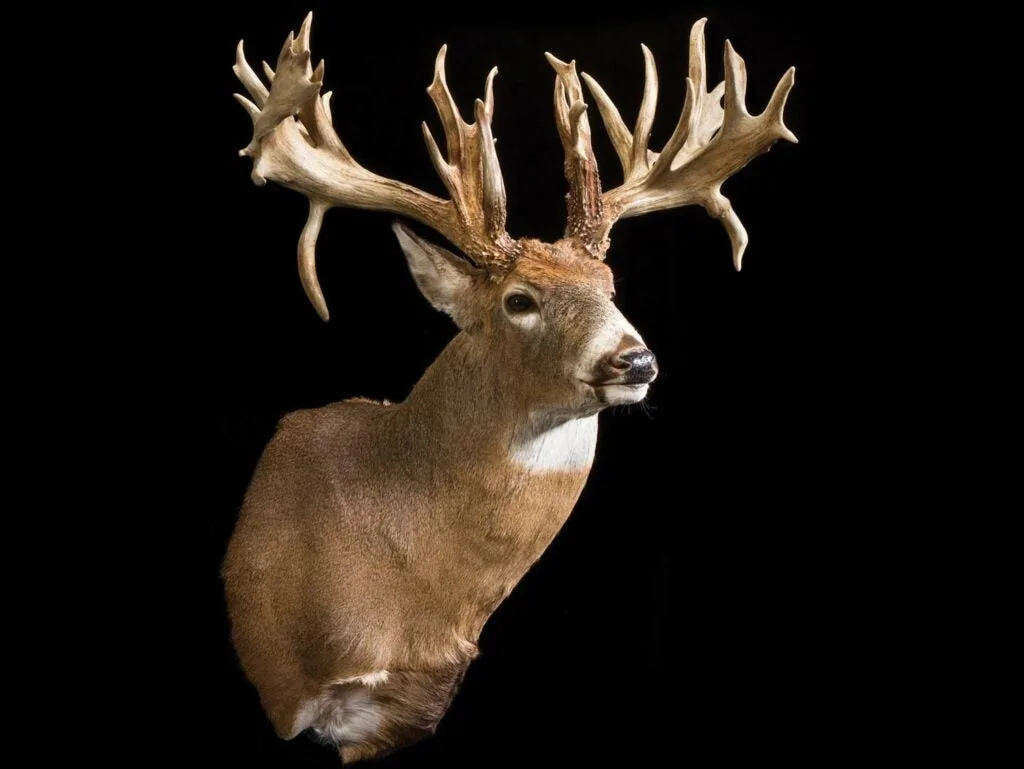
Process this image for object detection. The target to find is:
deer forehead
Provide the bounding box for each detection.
[505,239,614,296]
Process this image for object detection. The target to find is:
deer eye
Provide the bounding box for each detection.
[505,293,536,314]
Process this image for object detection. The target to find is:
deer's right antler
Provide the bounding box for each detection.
[234,12,518,320]
[548,18,797,269]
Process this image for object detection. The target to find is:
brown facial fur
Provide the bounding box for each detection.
[510,238,615,295]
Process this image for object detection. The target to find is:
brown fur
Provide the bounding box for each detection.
[513,238,614,293]
[223,244,637,762]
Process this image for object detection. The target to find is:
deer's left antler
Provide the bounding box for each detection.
[234,12,519,321]
[548,17,797,269]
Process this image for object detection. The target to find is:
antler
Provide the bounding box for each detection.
[548,18,797,269]
[234,12,518,321]
[545,53,607,257]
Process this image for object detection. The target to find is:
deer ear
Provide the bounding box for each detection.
[392,221,482,327]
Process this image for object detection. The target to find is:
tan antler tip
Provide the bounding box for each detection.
[723,39,739,69]
[279,31,294,60]
[431,45,450,88]
[299,201,330,321]
[544,52,575,75]
[233,92,260,120]
[722,39,750,120]
[771,67,799,143]
[297,11,313,50]
[484,66,498,112]
[719,202,748,272]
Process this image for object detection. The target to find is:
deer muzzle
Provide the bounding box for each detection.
[596,340,659,387]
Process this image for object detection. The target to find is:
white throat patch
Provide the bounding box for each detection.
[510,415,598,473]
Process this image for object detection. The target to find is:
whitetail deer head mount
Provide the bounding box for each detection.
[226,12,796,764]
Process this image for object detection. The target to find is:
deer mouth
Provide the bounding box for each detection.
[583,380,651,405]
[585,367,659,389]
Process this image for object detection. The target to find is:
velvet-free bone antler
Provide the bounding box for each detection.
[548,17,798,268]
[234,13,518,321]
[235,15,795,322]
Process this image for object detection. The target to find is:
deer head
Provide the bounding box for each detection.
[227,12,796,762]
[233,13,795,418]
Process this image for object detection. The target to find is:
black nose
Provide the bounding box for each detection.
[613,347,659,384]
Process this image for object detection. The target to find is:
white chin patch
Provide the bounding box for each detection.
[594,383,649,406]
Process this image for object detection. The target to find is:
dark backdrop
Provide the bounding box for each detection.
[119,3,877,767]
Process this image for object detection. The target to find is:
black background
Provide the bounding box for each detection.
[81,3,898,766]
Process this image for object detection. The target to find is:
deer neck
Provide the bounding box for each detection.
[382,332,598,639]
[395,332,598,480]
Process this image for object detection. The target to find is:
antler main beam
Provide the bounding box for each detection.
[233,12,518,321]
[550,18,798,269]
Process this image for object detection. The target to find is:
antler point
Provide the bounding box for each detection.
[433,45,449,78]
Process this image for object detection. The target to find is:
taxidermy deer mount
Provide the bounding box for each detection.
[224,11,796,764]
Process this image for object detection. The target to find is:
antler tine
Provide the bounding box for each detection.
[577,72,630,175]
[545,52,605,254]
[475,70,508,240]
[630,45,659,177]
[577,48,660,186]
[426,46,464,166]
[576,18,797,269]
[423,48,510,246]
[234,41,269,108]
[234,13,519,320]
